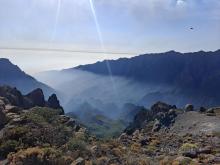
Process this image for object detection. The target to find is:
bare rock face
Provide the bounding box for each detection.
[0,86,24,107]
[185,104,194,112]
[0,98,6,126]
[0,110,6,126]
[125,102,177,134]
[152,119,161,132]
[0,98,5,110]
[151,101,176,115]
[47,94,64,114]
[25,88,45,108]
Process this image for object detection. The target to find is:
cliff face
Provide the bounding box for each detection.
[74,50,220,107]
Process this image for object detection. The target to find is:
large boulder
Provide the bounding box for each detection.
[124,109,152,135]
[152,119,161,132]
[124,102,178,134]
[47,94,64,114]
[25,88,45,108]
[0,98,5,110]
[185,104,194,112]
[0,98,6,126]
[151,101,175,115]
[0,110,6,126]
[0,86,24,107]
[199,106,206,113]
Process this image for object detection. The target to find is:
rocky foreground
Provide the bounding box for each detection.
[0,86,220,165]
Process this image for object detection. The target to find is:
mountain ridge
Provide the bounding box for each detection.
[0,58,55,98]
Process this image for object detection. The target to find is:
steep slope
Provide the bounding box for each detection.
[1,90,220,164]
[73,49,220,107]
[0,58,54,97]
[35,50,220,121]
[0,86,87,164]
[75,50,220,85]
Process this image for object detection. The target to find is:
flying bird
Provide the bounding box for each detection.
[190,27,194,30]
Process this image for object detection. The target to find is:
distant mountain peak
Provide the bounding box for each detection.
[165,50,179,54]
[0,58,11,62]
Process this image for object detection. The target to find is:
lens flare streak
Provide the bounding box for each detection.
[89,0,119,100]
[50,0,61,43]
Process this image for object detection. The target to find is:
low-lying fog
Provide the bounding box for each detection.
[35,69,174,118]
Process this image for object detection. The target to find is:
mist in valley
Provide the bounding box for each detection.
[35,69,173,119]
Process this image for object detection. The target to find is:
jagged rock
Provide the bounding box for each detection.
[90,145,98,154]
[65,118,76,127]
[25,88,45,107]
[151,101,174,114]
[59,115,69,122]
[199,107,206,113]
[47,94,64,114]
[119,133,129,141]
[197,146,212,154]
[71,157,84,165]
[125,102,178,135]
[10,117,23,124]
[152,120,161,132]
[6,112,20,118]
[206,108,216,114]
[206,108,217,116]
[132,130,140,137]
[124,109,151,135]
[182,150,197,158]
[0,109,6,126]
[155,112,165,120]
[185,104,194,112]
[139,137,149,146]
[0,86,24,107]
[5,105,21,114]
[0,98,5,110]
[213,157,220,163]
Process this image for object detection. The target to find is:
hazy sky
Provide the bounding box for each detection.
[0,0,219,74]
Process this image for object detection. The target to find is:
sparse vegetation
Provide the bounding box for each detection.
[180,143,198,152]
[0,140,19,157]
[0,88,220,164]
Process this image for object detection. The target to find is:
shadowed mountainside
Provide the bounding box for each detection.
[36,50,220,111]
[0,58,55,98]
[73,49,220,107]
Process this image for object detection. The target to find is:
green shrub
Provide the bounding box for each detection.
[4,126,29,140]
[24,107,61,124]
[24,112,45,124]
[67,138,87,151]
[180,143,198,152]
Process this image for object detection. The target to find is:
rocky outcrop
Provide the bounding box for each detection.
[0,98,7,126]
[47,94,64,114]
[1,97,220,164]
[0,86,24,107]
[151,101,176,114]
[185,104,194,112]
[0,86,63,112]
[124,102,177,134]
[119,102,220,165]
[25,88,45,108]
